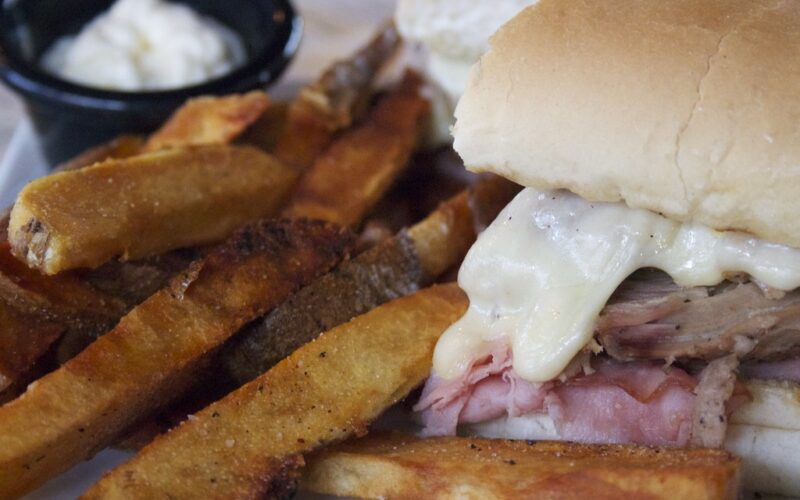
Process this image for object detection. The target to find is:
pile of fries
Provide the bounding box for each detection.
[0,25,739,499]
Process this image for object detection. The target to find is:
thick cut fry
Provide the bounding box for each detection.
[8,145,298,274]
[302,433,741,500]
[0,219,354,498]
[0,243,127,396]
[142,92,270,152]
[55,135,145,173]
[0,135,145,244]
[85,284,467,499]
[407,175,519,278]
[222,176,517,384]
[274,23,400,170]
[0,299,62,398]
[237,102,289,152]
[283,71,429,227]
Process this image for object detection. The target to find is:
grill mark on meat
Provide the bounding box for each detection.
[598,271,800,363]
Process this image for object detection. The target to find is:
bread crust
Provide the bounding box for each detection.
[454,0,800,248]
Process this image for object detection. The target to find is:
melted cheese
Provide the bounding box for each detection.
[433,188,800,382]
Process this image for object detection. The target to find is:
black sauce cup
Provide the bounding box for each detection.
[0,0,301,166]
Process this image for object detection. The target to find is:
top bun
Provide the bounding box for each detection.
[453,0,800,248]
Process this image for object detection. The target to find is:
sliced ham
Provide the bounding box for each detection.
[415,351,700,446]
[417,270,800,446]
[414,342,550,436]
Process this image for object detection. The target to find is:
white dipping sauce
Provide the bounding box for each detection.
[41,0,246,91]
[433,188,800,383]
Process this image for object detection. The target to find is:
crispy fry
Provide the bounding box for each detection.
[0,219,354,498]
[142,92,270,152]
[274,23,400,170]
[302,433,741,500]
[55,135,145,173]
[0,135,145,245]
[237,102,289,152]
[283,71,429,227]
[84,284,467,499]
[0,299,62,399]
[8,145,298,274]
[0,242,127,398]
[222,176,516,384]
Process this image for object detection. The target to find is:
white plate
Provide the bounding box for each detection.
[11,1,396,497]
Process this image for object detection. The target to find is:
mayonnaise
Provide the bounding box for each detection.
[41,0,246,91]
[433,188,800,383]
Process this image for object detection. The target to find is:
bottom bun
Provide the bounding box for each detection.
[462,379,800,498]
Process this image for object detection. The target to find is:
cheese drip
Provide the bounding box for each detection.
[433,188,800,383]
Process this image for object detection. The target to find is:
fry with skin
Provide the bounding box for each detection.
[283,71,429,227]
[274,23,400,170]
[0,219,354,498]
[142,92,270,152]
[85,284,468,499]
[223,175,518,384]
[9,145,298,274]
[302,433,741,500]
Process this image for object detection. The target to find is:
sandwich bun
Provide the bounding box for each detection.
[453,0,800,248]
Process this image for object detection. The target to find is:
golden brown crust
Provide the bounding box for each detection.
[142,92,270,152]
[54,135,145,173]
[282,71,430,227]
[454,0,800,247]
[273,23,400,171]
[0,219,354,498]
[8,145,298,274]
[303,432,741,500]
[83,284,467,499]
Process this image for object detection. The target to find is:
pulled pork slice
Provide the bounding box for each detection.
[598,270,800,363]
[415,350,700,446]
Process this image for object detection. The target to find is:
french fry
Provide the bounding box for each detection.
[54,135,145,173]
[222,175,517,384]
[274,23,400,170]
[0,94,270,378]
[302,433,741,500]
[142,92,270,152]
[282,71,429,227]
[0,135,145,245]
[0,299,62,400]
[0,243,127,398]
[0,219,354,498]
[84,284,467,499]
[8,145,298,274]
[236,102,289,153]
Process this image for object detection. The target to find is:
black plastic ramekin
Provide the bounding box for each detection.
[0,0,301,166]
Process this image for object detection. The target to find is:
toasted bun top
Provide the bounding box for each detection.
[453,0,800,248]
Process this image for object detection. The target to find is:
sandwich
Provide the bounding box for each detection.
[410,0,800,496]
